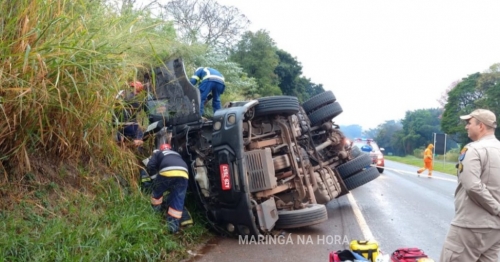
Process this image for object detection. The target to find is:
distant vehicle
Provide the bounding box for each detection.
[352,138,385,173]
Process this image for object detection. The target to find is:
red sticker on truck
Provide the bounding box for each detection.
[219,164,231,190]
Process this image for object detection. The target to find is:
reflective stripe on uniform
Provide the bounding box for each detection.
[159,170,189,179]
[202,75,225,82]
[191,75,201,84]
[150,196,163,206]
[167,207,182,219]
[159,165,188,173]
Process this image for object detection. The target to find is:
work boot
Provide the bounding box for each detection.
[151,204,162,213]
[166,216,180,234]
[180,206,194,227]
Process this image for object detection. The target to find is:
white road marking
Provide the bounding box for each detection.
[371,164,458,183]
[346,193,374,241]
[347,164,456,242]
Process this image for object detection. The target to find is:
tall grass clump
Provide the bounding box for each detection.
[0,0,177,184]
[0,1,212,260]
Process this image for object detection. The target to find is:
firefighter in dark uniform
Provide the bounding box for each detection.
[440,109,500,262]
[114,81,145,148]
[190,67,225,116]
[147,143,193,233]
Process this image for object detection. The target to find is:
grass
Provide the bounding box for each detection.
[0,1,212,261]
[0,180,212,261]
[385,155,458,175]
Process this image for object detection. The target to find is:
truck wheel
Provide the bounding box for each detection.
[343,167,380,191]
[254,96,299,117]
[275,204,328,229]
[302,91,336,114]
[308,102,343,126]
[351,145,362,158]
[336,153,372,179]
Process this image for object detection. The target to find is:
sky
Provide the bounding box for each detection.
[212,0,500,130]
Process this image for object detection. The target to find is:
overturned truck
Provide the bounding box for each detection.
[142,58,379,237]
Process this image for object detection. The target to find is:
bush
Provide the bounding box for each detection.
[413,148,424,158]
[0,1,210,260]
[445,148,460,162]
[0,0,177,179]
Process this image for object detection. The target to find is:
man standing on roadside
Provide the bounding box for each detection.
[440,109,500,262]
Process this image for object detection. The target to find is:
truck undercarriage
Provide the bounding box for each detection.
[143,58,380,237]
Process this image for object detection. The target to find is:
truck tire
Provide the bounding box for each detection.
[343,167,380,191]
[275,204,328,229]
[351,145,362,158]
[336,153,372,179]
[302,90,336,114]
[254,96,299,117]
[308,102,343,126]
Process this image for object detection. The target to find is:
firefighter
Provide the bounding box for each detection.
[190,67,225,116]
[147,143,193,233]
[114,81,145,148]
[417,143,434,177]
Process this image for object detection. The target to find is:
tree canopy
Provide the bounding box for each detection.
[160,0,250,51]
[229,30,282,97]
[440,73,483,145]
[274,49,325,102]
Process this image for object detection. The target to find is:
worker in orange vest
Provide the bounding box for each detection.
[417,143,434,177]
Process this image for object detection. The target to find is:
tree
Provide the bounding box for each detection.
[374,120,403,155]
[229,30,282,97]
[441,73,483,145]
[362,128,379,140]
[437,80,460,108]
[274,49,325,102]
[274,49,303,98]
[161,0,250,51]
[475,64,500,139]
[400,108,442,153]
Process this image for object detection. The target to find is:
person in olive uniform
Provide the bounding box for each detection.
[440,109,500,262]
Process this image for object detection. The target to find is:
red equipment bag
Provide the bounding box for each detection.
[391,248,428,262]
[329,251,340,262]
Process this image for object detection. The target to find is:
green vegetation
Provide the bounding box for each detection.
[0,180,210,261]
[386,155,458,175]
[2,0,494,260]
[0,0,328,260]
[0,0,210,260]
[364,63,500,156]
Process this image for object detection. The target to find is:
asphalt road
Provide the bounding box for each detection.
[183,160,461,262]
